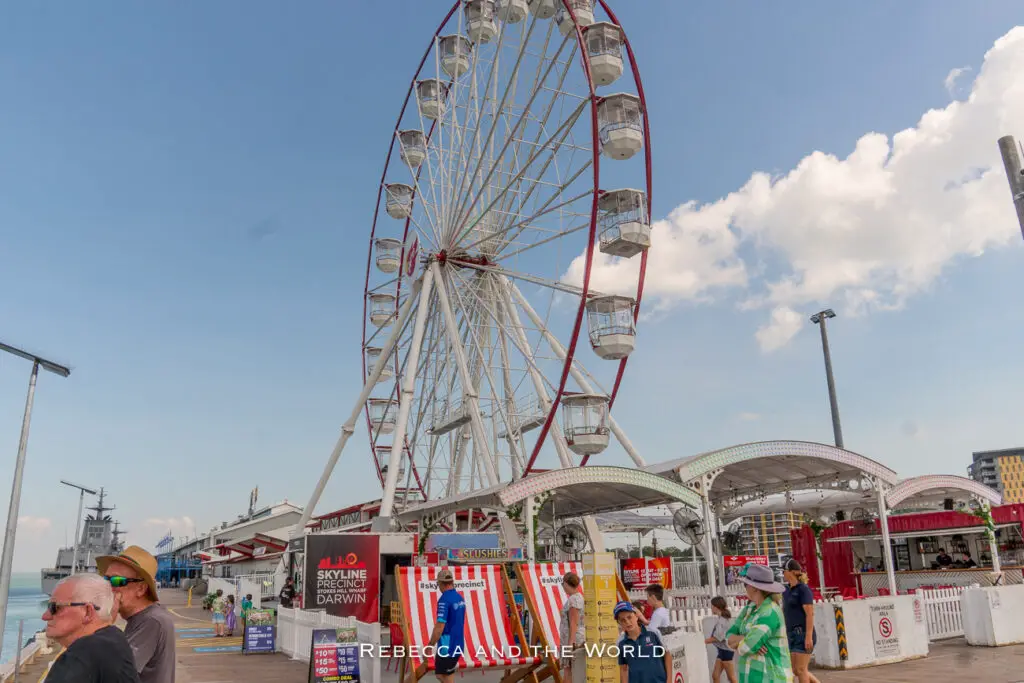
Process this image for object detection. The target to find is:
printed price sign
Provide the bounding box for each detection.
[309,628,361,683]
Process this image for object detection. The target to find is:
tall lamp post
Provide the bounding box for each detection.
[809,310,844,449]
[60,480,97,577]
[0,341,70,660]
[997,135,1024,238]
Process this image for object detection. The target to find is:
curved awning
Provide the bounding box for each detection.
[647,440,899,507]
[886,474,1002,510]
[395,466,701,525]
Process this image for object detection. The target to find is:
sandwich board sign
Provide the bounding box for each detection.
[869,602,900,658]
[242,609,276,654]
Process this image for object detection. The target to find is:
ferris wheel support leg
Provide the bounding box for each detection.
[292,278,422,536]
[376,267,436,529]
[508,282,647,469]
[431,261,502,488]
[495,284,575,469]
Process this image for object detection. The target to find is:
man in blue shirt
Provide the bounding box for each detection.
[615,601,671,683]
[428,570,466,683]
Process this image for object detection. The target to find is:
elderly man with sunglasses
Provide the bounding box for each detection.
[97,546,176,683]
[41,574,140,682]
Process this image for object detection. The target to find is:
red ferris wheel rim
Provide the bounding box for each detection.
[360,0,653,487]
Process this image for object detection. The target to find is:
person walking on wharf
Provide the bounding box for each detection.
[42,574,140,683]
[614,601,671,683]
[781,560,820,683]
[279,576,297,608]
[427,569,466,683]
[726,563,793,683]
[704,596,738,683]
[98,545,177,683]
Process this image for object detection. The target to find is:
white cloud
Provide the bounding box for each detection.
[18,516,52,536]
[566,28,1024,350]
[944,66,972,97]
[144,516,195,532]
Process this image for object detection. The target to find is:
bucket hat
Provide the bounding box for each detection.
[737,562,785,594]
[96,545,159,602]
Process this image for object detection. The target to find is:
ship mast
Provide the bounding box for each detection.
[87,488,115,521]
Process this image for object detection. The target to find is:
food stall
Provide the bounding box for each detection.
[790,476,1023,596]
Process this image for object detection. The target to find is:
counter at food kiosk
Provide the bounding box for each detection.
[855,567,1024,595]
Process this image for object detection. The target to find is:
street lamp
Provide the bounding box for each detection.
[809,310,844,449]
[997,135,1024,239]
[0,341,70,661]
[60,480,97,577]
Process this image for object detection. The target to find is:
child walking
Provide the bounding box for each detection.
[241,593,254,629]
[704,596,738,683]
[225,595,237,636]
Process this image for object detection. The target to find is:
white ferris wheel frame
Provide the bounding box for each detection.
[297,0,656,535]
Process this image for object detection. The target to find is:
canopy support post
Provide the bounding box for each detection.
[875,481,898,597]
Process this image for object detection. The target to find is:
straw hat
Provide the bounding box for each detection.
[96,545,159,602]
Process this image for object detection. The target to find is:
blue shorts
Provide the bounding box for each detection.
[715,648,734,662]
[788,626,816,654]
[434,655,461,675]
[212,614,225,624]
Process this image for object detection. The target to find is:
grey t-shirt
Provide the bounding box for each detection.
[124,603,177,683]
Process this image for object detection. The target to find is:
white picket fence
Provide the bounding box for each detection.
[276,607,381,683]
[918,587,966,641]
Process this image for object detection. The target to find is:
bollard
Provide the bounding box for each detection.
[188,586,193,608]
[12,619,24,683]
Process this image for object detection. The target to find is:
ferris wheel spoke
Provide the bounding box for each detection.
[447,30,574,240]
[488,161,593,255]
[449,259,591,299]
[493,37,582,228]
[451,96,588,249]
[446,270,525,473]
[444,18,548,242]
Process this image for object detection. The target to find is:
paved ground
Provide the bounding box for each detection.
[816,638,1024,682]
[157,589,1024,683]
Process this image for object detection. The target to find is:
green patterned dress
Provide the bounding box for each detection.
[725,598,794,683]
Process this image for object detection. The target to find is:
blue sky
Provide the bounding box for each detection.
[1,2,1022,571]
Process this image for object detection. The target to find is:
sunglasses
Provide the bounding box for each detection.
[47,601,95,615]
[104,576,145,588]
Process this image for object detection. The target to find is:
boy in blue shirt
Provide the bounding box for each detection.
[615,601,671,683]
[428,570,466,683]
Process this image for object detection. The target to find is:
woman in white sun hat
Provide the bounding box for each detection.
[724,563,794,683]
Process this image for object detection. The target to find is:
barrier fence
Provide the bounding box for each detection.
[918,587,966,641]
[276,608,381,683]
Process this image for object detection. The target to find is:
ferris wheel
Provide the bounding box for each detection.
[361,0,653,526]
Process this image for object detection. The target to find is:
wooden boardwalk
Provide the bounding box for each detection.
[160,589,308,683]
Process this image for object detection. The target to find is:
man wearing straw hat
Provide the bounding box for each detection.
[98,545,177,683]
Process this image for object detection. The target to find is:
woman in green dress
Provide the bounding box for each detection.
[725,563,795,683]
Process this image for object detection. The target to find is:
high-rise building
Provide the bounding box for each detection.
[968,447,1024,503]
[738,511,803,565]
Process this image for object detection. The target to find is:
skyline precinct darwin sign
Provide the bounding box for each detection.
[304,534,380,622]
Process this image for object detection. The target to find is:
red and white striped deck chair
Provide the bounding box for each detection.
[514,563,581,683]
[515,562,631,683]
[397,565,542,683]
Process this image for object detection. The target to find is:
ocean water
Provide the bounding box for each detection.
[1,573,46,665]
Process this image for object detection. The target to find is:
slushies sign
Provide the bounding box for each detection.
[445,548,524,562]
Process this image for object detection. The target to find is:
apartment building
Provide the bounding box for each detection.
[738,511,803,565]
[968,447,1024,503]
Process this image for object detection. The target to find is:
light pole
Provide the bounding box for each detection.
[0,341,70,661]
[809,310,844,449]
[997,135,1024,238]
[60,480,97,577]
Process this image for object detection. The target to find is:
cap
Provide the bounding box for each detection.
[613,601,635,618]
[436,569,454,584]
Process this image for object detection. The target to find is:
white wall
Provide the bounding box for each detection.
[813,596,928,670]
[962,585,1024,646]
